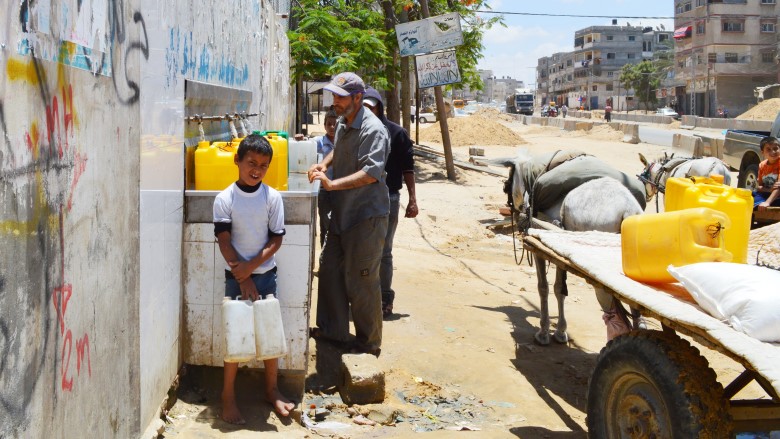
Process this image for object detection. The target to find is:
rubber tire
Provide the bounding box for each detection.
[738,163,759,191]
[586,330,731,439]
[419,117,428,123]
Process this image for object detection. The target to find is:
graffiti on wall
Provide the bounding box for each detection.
[0,0,147,435]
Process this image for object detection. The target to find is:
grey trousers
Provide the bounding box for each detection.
[380,192,400,306]
[316,216,387,349]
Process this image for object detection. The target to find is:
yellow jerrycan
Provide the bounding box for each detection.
[256,130,289,191]
[194,140,239,191]
[665,176,753,263]
[621,207,733,283]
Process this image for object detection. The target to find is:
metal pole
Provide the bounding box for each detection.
[419,0,455,180]
[690,54,695,116]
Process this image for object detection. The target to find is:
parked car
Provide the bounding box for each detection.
[416,112,436,123]
[722,112,780,190]
[655,107,680,120]
[454,108,469,118]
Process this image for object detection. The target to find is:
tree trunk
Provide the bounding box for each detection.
[381,1,400,123]
[400,7,411,133]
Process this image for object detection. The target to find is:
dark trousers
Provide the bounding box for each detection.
[316,216,387,349]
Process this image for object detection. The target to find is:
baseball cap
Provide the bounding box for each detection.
[324,72,365,97]
[363,97,379,108]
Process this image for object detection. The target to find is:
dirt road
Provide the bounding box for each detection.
[166,119,757,438]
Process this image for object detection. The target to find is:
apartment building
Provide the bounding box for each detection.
[537,23,673,111]
[673,0,779,117]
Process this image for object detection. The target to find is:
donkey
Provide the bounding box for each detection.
[638,152,732,208]
[503,151,645,345]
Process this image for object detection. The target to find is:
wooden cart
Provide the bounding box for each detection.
[522,229,780,437]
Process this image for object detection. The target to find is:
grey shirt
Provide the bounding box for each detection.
[330,106,390,234]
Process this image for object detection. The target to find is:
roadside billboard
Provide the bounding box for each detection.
[415,50,461,89]
[396,12,463,57]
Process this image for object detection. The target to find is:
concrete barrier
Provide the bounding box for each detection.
[621,123,640,144]
[576,122,593,131]
[679,115,773,132]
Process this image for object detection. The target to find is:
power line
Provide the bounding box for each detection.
[476,10,674,20]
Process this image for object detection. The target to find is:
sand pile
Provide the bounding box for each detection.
[418,114,527,147]
[473,107,516,122]
[561,123,624,141]
[737,98,780,121]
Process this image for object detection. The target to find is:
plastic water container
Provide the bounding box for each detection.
[621,207,733,283]
[253,297,287,360]
[665,176,753,263]
[222,298,256,362]
[194,140,239,190]
[288,139,318,174]
[256,130,288,191]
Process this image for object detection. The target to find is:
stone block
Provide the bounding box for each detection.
[339,354,385,405]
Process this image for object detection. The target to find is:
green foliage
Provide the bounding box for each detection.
[287,0,503,92]
[618,60,660,110]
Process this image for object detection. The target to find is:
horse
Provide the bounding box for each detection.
[638,152,732,209]
[503,151,646,345]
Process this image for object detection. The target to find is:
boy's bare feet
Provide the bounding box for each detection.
[267,388,295,417]
[221,392,246,425]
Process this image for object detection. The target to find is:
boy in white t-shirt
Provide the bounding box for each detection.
[213,133,294,423]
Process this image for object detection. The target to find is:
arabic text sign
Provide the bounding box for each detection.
[396,12,463,57]
[416,50,461,89]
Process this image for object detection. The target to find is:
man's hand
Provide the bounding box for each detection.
[310,171,333,190]
[239,278,259,301]
[294,133,305,141]
[405,199,419,218]
[308,163,327,183]
[228,261,253,283]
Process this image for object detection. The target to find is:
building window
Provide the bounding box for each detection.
[762,51,776,63]
[627,53,636,59]
[761,22,776,32]
[676,3,683,13]
[628,35,636,41]
[725,52,738,63]
[606,35,613,41]
[708,53,717,63]
[607,71,614,77]
[722,21,744,32]
[761,0,776,4]
[684,2,692,11]
[567,59,572,66]
[659,34,669,42]
[607,53,616,59]
[606,84,614,91]
[697,22,706,34]
[696,0,705,6]
[592,85,598,92]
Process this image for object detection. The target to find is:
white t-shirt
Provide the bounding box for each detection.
[213,183,285,274]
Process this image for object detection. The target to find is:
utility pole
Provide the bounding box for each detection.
[690,53,695,116]
[419,0,456,180]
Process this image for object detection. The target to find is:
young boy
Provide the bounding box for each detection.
[212,133,295,424]
[314,108,338,246]
[754,136,780,211]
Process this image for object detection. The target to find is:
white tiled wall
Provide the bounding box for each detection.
[183,223,312,372]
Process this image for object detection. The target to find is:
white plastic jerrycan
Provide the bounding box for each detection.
[288,139,318,174]
[222,298,256,362]
[253,297,288,360]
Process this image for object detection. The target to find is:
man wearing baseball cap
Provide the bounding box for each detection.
[308,72,390,356]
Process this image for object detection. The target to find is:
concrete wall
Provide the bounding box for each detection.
[0,1,143,437]
[1,1,293,437]
[137,0,293,433]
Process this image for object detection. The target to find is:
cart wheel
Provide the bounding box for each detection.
[587,330,731,438]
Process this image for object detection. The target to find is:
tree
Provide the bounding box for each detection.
[618,60,660,111]
[287,0,503,122]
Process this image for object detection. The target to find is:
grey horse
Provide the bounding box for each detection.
[503,150,645,345]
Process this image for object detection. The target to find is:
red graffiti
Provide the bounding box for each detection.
[52,283,91,392]
[66,151,88,211]
[62,84,75,150]
[45,95,61,158]
[75,334,91,376]
[52,284,72,335]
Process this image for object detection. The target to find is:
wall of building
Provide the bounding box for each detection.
[0,1,143,437]
[1,1,293,437]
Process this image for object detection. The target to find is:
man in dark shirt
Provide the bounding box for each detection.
[363,87,418,318]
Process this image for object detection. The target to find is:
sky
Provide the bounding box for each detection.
[476,0,675,88]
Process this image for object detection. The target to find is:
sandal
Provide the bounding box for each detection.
[349,343,381,357]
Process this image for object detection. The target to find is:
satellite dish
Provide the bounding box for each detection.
[660,23,665,30]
